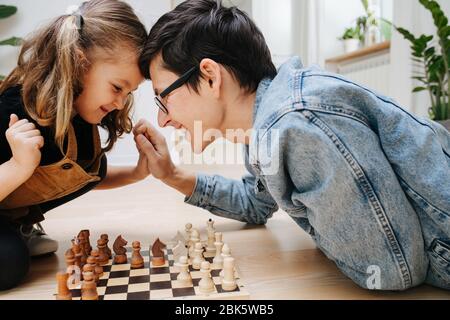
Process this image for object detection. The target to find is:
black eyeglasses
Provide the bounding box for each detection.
[154,66,198,114]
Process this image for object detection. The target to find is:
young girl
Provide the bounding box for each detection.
[0,0,149,290]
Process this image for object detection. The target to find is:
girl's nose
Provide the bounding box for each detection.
[114,95,128,111]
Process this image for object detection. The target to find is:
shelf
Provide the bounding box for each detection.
[325,41,391,65]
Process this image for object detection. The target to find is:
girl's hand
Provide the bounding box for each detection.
[133,119,176,182]
[131,147,151,181]
[5,114,44,175]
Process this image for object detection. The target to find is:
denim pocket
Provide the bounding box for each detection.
[428,239,450,284]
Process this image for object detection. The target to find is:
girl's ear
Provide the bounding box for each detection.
[75,48,89,69]
[199,58,222,98]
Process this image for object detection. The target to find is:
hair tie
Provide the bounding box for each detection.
[65,5,84,30]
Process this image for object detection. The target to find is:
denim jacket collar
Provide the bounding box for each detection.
[249,57,304,168]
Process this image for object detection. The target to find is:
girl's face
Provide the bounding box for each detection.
[74,49,144,124]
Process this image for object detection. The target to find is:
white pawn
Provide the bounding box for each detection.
[219,244,232,278]
[221,257,237,291]
[212,233,224,269]
[199,261,215,295]
[192,242,205,270]
[175,256,192,286]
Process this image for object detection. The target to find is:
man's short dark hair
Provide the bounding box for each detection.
[139,0,277,93]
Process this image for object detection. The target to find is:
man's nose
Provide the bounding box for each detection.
[158,108,171,128]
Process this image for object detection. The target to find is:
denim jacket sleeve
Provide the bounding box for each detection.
[184,162,279,225]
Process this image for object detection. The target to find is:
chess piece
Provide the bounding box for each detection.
[97,237,109,266]
[56,272,72,300]
[212,233,224,269]
[90,249,103,279]
[81,270,98,300]
[188,229,200,258]
[198,261,215,294]
[221,257,237,291]
[64,248,75,268]
[219,243,232,278]
[206,219,215,232]
[77,231,88,266]
[71,238,84,273]
[86,255,99,282]
[113,235,128,264]
[64,248,79,286]
[101,234,112,258]
[79,230,92,255]
[172,240,188,263]
[205,228,216,257]
[151,238,166,266]
[185,223,193,244]
[131,241,144,269]
[174,256,192,286]
[171,231,185,246]
[192,242,205,270]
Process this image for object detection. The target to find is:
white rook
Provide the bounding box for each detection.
[221,257,237,291]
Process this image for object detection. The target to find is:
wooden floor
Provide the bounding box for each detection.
[1,164,449,300]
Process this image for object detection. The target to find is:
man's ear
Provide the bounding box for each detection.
[199,58,222,98]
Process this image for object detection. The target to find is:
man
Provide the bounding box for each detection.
[134,0,450,290]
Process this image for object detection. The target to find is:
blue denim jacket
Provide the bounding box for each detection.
[185,57,450,291]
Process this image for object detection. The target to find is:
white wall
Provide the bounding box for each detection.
[252,0,293,66]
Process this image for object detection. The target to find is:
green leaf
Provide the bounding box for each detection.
[396,27,417,43]
[361,0,369,13]
[0,37,23,46]
[0,5,17,19]
[413,87,427,92]
[0,75,5,81]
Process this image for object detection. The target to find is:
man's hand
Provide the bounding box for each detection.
[133,119,196,197]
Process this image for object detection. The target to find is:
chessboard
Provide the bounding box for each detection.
[56,243,249,300]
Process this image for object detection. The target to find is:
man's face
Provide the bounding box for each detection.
[149,54,225,153]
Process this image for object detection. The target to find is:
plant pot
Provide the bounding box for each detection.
[437,119,450,131]
[343,39,360,53]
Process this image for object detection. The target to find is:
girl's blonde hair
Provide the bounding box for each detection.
[0,0,147,152]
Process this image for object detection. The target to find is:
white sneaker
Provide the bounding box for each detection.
[19,223,59,257]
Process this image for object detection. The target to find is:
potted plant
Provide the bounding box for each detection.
[340,26,363,53]
[356,0,383,46]
[0,4,22,82]
[394,0,449,129]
